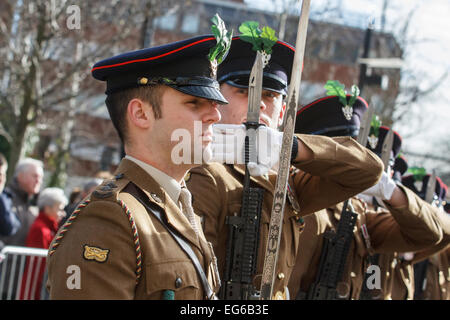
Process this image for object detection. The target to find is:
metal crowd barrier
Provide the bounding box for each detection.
[0,246,49,300]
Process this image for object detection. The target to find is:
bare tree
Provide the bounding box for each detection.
[0,0,187,186]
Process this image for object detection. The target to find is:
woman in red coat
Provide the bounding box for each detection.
[19,187,67,300]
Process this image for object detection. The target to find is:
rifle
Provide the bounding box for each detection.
[260,0,311,300]
[303,200,358,299]
[220,51,265,300]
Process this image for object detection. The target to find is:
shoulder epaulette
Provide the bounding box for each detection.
[49,174,142,283]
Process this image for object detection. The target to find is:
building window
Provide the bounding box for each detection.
[181,13,199,34]
[155,13,178,31]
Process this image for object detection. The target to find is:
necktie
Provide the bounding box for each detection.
[179,186,199,237]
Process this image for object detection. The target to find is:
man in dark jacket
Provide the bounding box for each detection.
[0,153,21,237]
[0,158,43,249]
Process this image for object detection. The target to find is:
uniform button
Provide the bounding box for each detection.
[175,277,182,288]
[277,272,285,280]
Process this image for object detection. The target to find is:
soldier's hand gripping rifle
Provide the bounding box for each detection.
[221,23,277,300]
[304,88,371,300]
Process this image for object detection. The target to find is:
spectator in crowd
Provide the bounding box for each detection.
[59,178,102,227]
[0,158,43,248]
[63,187,82,218]
[0,153,21,236]
[20,187,68,300]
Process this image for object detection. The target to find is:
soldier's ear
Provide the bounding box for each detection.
[127,98,153,129]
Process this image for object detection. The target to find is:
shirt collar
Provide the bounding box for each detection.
[124,155,181,204]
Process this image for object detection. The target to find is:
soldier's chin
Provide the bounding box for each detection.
[202,145,213,164]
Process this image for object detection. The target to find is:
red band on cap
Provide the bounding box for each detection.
[296,95,369,116]
[92,37,216,73]
[380,125,402,141]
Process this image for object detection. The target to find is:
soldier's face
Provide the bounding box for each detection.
[151,87,221,165]
[218,83,285,129]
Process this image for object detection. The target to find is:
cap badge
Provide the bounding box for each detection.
[342,105,353,121]
[324,80,360,121]
[210,59,218,78]
[414,181,423,192]
[367,134,379,149]
[368,114,381,149]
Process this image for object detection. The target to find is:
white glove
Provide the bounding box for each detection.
[208,124,283,176]
[359,171,397,201]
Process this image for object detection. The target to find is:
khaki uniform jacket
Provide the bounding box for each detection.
[288,186,443,300]
[420,247,450,300]
[389,210,450,300]
[47,159,219,300]
[390,247,450,300]
[187,134,383,299]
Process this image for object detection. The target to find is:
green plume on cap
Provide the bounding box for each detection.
[324,80,360,108]
[238,21,277,54]
[208,14,233,64]
[369,114,382,137]
[408,166,427,182]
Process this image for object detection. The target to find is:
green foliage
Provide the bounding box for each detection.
[324,80,347,107]
[324,80,361,108]
[0,135,11,162]
[370,114,382,137]
[208,14,233,64]
[348,85,360,107]
[408,166,427,182]
[238,21,277,54]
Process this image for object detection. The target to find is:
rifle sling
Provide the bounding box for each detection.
[124,183,217,300]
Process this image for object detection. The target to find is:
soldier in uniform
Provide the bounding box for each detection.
[47,35,231,299]
[186,37,384,300]
[390,174,450,300]
[392,155,408,183]
[288,94,447,300]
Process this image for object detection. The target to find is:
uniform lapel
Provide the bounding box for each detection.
[116,159,201,250]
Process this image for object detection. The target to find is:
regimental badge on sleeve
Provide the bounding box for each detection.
[83,245,110,263]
